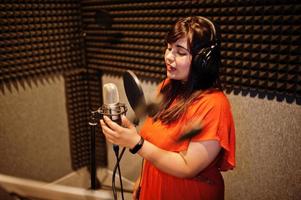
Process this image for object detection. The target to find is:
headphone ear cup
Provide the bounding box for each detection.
[193,47,213,72]
[192,45,219,89]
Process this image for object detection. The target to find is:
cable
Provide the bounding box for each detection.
[117,156,125,200]
[112,147,125,200]
[112,147,126,200]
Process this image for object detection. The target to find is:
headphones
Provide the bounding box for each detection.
[191,16,220,89]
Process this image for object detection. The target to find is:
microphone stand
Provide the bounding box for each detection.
[88,110,101,190]
[88,105,129,197]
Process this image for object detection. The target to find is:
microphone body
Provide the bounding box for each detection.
[102,83,127,152]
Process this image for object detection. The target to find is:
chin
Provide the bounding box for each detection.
[167,73,186,81]
[167,73,177,80]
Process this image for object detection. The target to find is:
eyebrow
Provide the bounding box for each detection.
[175,44,190,52]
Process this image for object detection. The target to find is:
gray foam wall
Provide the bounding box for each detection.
[224,94,301,200]
[0,75,72,181]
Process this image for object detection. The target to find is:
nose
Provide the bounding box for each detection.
[165,49,175,63]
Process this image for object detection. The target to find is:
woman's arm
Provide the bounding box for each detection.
[139,139,220,178]
[100,115,221,178]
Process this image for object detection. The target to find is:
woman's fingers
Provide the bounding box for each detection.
[122,115,134,128]
[103,116,122,131]
[100,119,120,141]
[132,177,141,200]
[100,115,138,148]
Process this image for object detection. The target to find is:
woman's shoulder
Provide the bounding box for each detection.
[155,78,169,93]
[157,78,170,88]
[190,89,231,114]
[196,89,229,105]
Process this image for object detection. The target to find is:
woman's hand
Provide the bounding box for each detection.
[132,176,141,200]
[100,115,140,149]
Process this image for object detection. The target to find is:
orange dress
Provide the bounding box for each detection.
[139,88,235,200]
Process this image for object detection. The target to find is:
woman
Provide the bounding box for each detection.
[100,16,235,200]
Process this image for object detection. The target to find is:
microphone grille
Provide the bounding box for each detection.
[103,83,119,105]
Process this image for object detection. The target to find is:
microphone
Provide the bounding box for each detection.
[101,83,127,200]
[102,83,127,153]
[103,83,122,124]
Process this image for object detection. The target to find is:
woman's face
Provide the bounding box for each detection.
[164,37,192,81]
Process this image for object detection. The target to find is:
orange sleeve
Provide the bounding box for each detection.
[190,92,236,171]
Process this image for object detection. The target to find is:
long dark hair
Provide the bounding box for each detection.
[153,16,222,124]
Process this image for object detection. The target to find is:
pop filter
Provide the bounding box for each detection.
[123,70,147,121]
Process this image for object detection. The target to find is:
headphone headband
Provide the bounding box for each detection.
[197,16,217,45]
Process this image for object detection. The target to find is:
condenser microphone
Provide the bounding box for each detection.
[101,83,127,200]
[102,83,123,153]
[103,83,122,125]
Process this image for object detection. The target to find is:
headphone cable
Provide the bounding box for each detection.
[112,147,126,200]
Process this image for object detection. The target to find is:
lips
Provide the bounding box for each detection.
[166,64,176,72]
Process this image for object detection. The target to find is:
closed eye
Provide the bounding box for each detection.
[177,51,188,56]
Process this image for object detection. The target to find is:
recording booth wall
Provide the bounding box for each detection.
[81,1,301,104]
[0,1,300,200]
